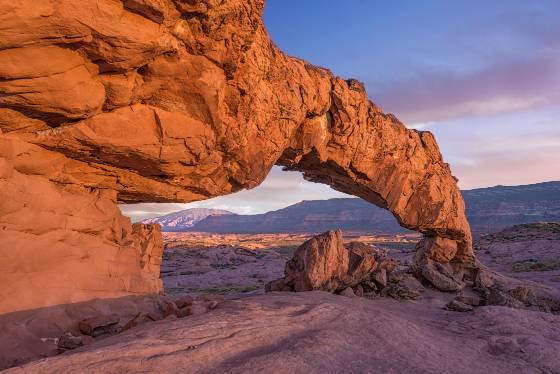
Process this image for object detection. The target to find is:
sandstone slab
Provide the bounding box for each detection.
[7,292,560,374]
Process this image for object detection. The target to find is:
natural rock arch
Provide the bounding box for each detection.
[0,0,472,313]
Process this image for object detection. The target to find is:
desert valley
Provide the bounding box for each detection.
[1,0,559,373]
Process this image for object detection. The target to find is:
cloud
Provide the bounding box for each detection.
[453,148,560,189]
[367,3,560,125]
[429,108,560,189]
[371,52,560,124]
[406,121,435,130]
[456,130,560,188]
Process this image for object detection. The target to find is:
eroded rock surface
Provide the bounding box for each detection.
[0,293,224,369]
[0,142,163,314]
[266,230,396,293]
[0,0,472,312]
[6,292,560,374]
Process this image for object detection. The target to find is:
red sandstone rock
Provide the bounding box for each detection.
[0,0,472,313]
[0,144,164,314]
[8,292,560,374]
[267,230,394,293]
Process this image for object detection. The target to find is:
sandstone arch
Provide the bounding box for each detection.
[0,0,472,313]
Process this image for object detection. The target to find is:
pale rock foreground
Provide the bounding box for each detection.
[7,292,560,374]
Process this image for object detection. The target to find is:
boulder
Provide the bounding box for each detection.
[353,284,364,297]
[174,296,194,309]
[267,230,382,293]
[78,314,120,337]
[371,269,388,289]
[381,283,422,300]
[485,288,525,309]
[269,230,348,292]
[380,270,425,300]
[361,281,378,294]
[57,333,84,352]
[162,301,179,318]
[176,306,192,318]
[345,242,379,286]
[445,300,473,312]
[455,295,482,307]
[418,262,464,292]
[339,288,356,298]
[509,286,537,306]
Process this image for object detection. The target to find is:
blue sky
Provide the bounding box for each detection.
[121,1,560,221]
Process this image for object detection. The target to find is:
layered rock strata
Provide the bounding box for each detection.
[0,0,472,312]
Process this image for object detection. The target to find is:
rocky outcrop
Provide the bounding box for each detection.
[0,141,163,314]
[266,230,395,293]
[0,293,223,369]
[0,0,472,313]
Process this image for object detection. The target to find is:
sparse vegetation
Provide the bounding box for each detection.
[271,245,298,258]
[482,222,560,242]
[377,241,418,252]
[511,258,560,273]
[165,287,189,294]
[199,285,261,295]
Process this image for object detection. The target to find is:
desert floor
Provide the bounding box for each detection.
[3,225,560,373]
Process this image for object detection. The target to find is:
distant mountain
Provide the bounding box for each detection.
[186,198,408,234]
[147,181,560,234]
[463,181,560,232]
[142,208,235,231]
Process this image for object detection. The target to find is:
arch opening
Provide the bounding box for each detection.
[119,166,421,298]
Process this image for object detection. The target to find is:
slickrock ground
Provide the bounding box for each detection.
[0,295,172,369]
[6,292,560,374]
[1,0,555,371]
[476,223,560,293]
[3,225,559,373]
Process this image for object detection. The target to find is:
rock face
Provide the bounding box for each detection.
[266,230,395,293]
[0,0,472,313]
[0,144,163,314]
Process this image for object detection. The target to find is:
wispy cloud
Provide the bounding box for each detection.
[431,108,560,189]
[372,53,560,124]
